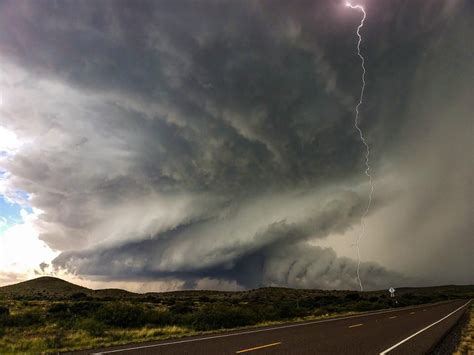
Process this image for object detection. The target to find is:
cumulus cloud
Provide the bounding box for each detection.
[0,0,471,291]
[0,208,58,285]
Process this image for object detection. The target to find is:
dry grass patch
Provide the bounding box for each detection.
[453,304,474,355]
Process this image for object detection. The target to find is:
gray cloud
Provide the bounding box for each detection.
[261,243,406,290]
[52,188,406,290]
[39,262,49,272]
[0,0,472,290]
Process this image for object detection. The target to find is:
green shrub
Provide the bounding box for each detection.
[9,309,43,327]
[0,306,9,316]
[345,293,361,301]
[77,318,106,336]
[69,301,102,316]
[319,295,338,306]
[144,295,161,303]
[276,301,307,319]
[169,302,194,314]
[146,310,173,326]
[70,292,90,301]
[251,304,279,321]
[47,301,102,321]
[46,331,64,349]
[95,302,146,328]
[163,299,176,306]
[47,302,70,316]
[192,305,258,330]
[353,301,378,312]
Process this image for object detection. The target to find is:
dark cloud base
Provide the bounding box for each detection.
[0,0,472,290]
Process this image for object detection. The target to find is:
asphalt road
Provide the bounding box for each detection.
[73,299,470,355]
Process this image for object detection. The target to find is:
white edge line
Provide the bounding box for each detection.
[90,301,460,354]
[379,300,471,355]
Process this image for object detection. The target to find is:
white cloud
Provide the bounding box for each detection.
[0,209,58,284]
[0,126,23,155]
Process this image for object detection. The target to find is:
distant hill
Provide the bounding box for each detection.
[0,276,93,299]
[0,276,473,301]
[0,277,137,300]
[93,288,137,298]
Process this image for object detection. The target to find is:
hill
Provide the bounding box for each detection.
[1,276,473,302]
[0,277,137,300]
[0,277,472,353]
[0,276,93,299]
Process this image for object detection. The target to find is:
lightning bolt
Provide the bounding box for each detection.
[346,2,373,292]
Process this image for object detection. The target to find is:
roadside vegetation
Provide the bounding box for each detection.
[453,303,474,355]
[0,277,472,353]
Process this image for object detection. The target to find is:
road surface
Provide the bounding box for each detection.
[73,299,470,355]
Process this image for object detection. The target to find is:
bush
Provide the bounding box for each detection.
[146,310,173,326]
[0,306,9,329]
[46,331,64,349]
[77,318,106,336]
[47,301,102,320]
[0,306,9,316]
[47,302,71,319]
[192,305,258,330]
[250,304,279,321]
[69,301,102,316]
[144,295,161,303]
[353,301,378,312]
[95,302,147,328]
[9,310,43,327]
[319,295,338,306]
[276,301,307,319]
[345,293,361,301]
[163,299,176,306]
[170,302,194,315]
[70,292,90,301]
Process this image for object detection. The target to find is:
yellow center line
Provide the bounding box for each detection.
[389,316,397,319]
[410,312,415,314]
[236,342,282,353]
[348,323,364,328]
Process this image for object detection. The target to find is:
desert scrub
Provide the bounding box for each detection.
[0,280,472,353]
[0,324,192,353]
[453,304,474,355]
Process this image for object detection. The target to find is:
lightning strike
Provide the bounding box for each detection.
[346,2,374,292]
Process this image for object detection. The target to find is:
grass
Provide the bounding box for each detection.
[0,277,473,353]
[0,324,191,353]
[0,305,356,353]
[453,303,474,355]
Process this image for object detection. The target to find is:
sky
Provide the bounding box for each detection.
[0,0,472,292]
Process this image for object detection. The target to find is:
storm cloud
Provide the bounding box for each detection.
[0,0,471,290]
